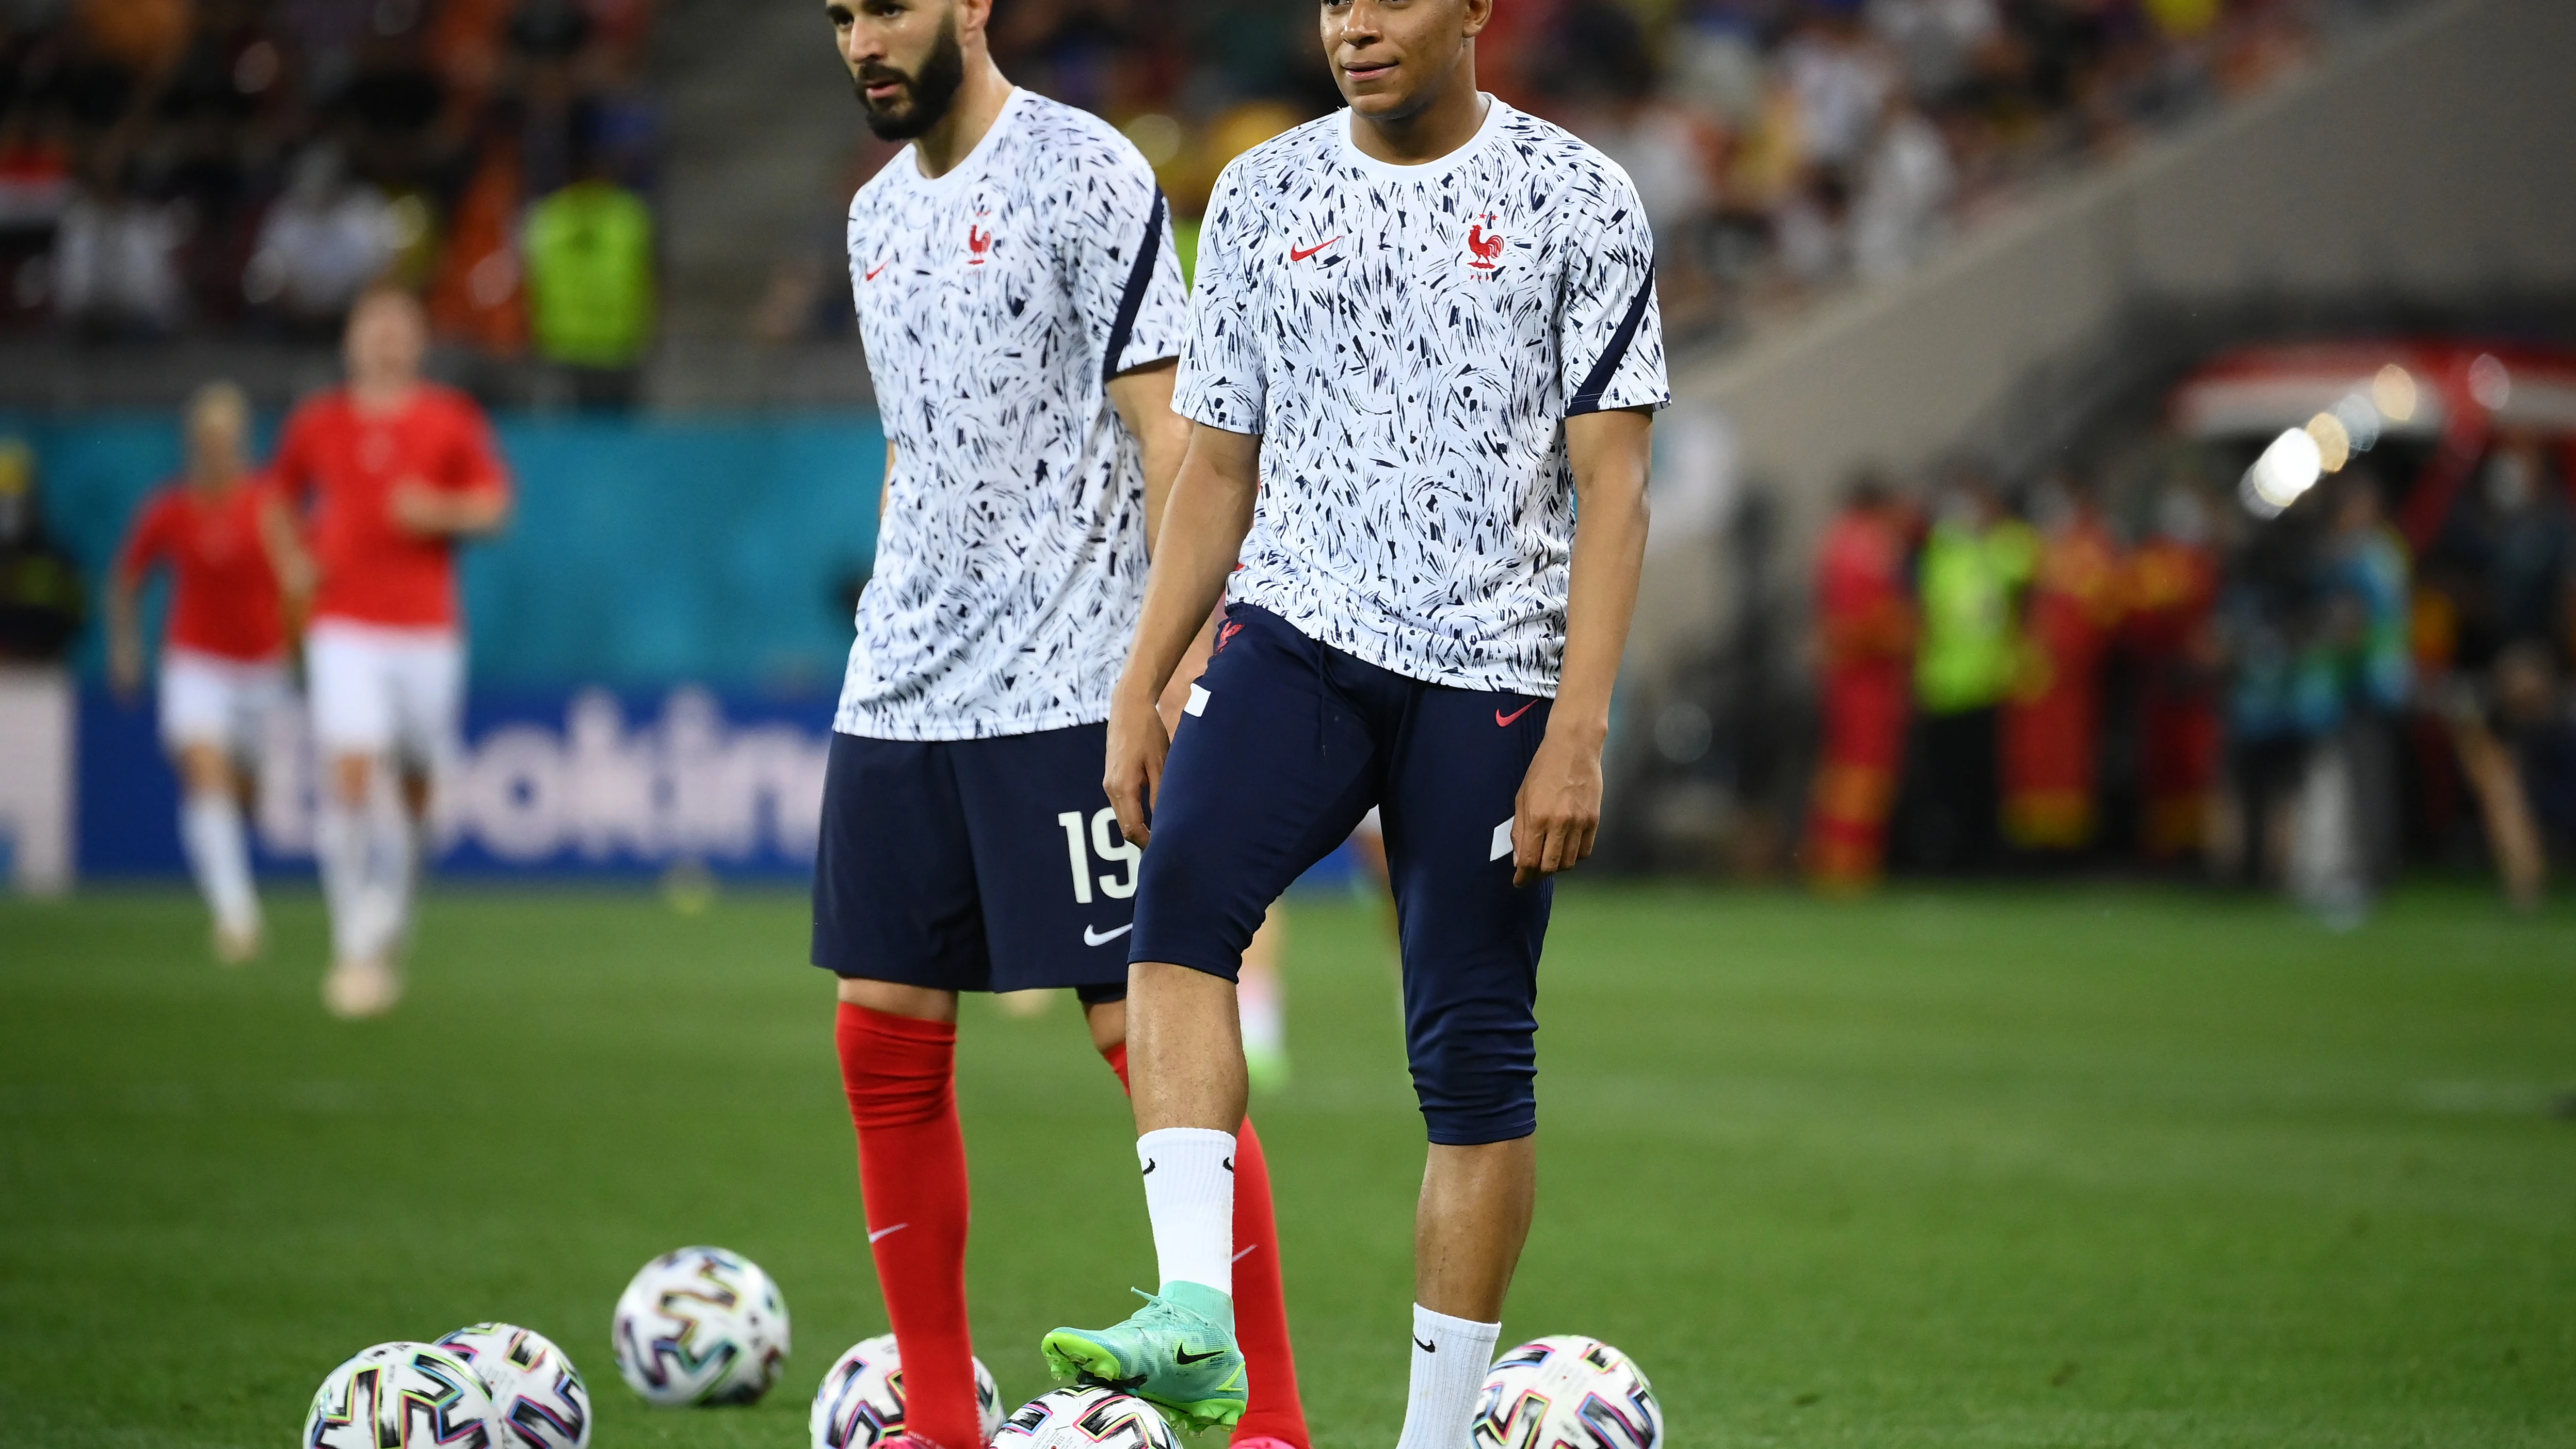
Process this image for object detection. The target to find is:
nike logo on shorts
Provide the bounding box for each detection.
[1085,923,1133,947]
[868,1222,908,1243]
[1495,701,1536,727]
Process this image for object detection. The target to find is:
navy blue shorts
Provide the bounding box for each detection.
[811,724,1135,1002]
[1131,604,1554,1145]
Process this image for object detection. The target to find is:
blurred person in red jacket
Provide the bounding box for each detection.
[1805,470,1918,891]
[2001,476,2124,854]
[107,382,286,962]
[265,287,512,1019]
[2120,480,2224,862]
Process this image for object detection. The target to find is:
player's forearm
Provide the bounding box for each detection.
[1555,413,1654,744]
[1117,436,1257,704]
[428,488,511,537]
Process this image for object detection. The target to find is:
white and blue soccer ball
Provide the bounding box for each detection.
[1471,1335,1663,1449]
[438,1322,593,1449]
[611,1246,793,1407]
[810,1332,1005,1449]
[303,1341,505,1449]
[994,1386,1181,1449]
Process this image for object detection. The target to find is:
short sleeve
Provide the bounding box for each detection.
[1067,141,1187,384]
[1558,166,1669,418]
[117,493,174,583]
[1172,159,1266,436]
[441,395,512,500]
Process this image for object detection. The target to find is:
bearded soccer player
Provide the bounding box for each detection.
[266,288,511,1019]
[108,382,288,962]
[813,5,1308,1449]
[1042,2,1663,1445]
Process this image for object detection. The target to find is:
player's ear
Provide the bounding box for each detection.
[956,0,994,44]
[1460,0,1495,41]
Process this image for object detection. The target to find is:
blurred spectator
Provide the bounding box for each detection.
[243,144,391,331]
[1900,466,2036,871]
[2001,477,2124,855]
[2311,472,2411,906]
[0,438,83,661]
[522,136,653,408]
[1849,91,1952,281]
[2121,480,2223,861]
[2496,642,2576,856]
[53,156,187,330]
[1804,470,1918,892]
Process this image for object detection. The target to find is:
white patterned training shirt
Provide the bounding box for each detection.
[837,89,1186,740]
[1177,98,1669,698]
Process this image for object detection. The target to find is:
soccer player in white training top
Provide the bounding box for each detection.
[1043,2,1664,1445]
[812,5,1309,1449]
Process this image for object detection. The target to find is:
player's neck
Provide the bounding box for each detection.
[1348,64,1488,167]
[911,58,1015,181]
[349,376,421,415]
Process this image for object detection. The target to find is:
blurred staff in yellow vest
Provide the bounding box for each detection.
[1900,463,2036,872]
[523,133,656,411]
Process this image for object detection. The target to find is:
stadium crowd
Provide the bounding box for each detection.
[1801,428,2576,915]
[766,0,2411,344]
[0,0,659,397]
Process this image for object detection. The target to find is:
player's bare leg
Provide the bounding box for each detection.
[175,742,262,963]
[1416,1137,1535,1322]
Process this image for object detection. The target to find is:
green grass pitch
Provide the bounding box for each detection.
[3,883,2572,1447]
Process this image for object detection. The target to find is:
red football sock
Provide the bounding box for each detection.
[1101,1042,1310,1449]
[841,1004,983,1449]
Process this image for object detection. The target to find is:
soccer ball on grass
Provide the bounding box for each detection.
[303,1341,504,1449]
[810,1332,1005,1449]
[611,1245,792,1407]
[993,1385,1181,1449]
[438,1322,592,1448]
[1471,1335,1663,1449]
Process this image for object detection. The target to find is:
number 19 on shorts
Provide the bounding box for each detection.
[1057,809,1139,905]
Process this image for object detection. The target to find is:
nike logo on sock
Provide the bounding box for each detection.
[1233,1245,1259,1263]
[1222,1157,1234,1172]
[868,1222,908,1243]
[1174,1348,1226,1366]
[1140,1160,1156,1174]
[1415,1337,1438,1354]
[1084,923,1133,947]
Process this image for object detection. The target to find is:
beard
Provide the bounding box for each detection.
[855,14,966,141]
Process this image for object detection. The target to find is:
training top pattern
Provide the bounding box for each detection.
[838,89,1186,740]
[1177,98,1668,698]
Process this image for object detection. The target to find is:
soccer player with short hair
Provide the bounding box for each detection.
[266,287,511,1019]
[1041,2,1665,1446]
[108,381,288,963]
[813,5,1309,1449]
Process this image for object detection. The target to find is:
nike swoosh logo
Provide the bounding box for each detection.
[1495,702,1536,727]
[1289,237,1340,262]
[1140,1160,1156,1174]
[864,263,888,281]
[1415,1337,1438,1354]
[868,1223,907,1243]
[1084,923,1133,947]
[1173,1348,1226,1366]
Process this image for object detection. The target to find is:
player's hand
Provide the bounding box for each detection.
[388,480,445,536]
[108,638,143,702]
[1103,683,1170,849]
[1510,724,1603,888]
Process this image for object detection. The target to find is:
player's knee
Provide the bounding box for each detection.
[329,753,374,807]
[1410,1026,1538,1147]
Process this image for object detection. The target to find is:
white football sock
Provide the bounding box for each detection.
[360,801,418,955]
[314,796,372,960]
[1395,1305,1500,1449]
[180,792,260,936]
[1137,1126,1236,1300]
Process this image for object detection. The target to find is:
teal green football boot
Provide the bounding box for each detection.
[1041,1284,1247,1432]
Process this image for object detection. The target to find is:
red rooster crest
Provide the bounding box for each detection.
[967,221,992,263]
[1467,215,1504,269]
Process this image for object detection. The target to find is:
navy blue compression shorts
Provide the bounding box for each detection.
[1131,604,1554,1145]
[811,723,1135,1003]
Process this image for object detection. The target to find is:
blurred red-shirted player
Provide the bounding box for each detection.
[108,382,286,963]
[266,287,511,1019]
[1805,474,1918,891]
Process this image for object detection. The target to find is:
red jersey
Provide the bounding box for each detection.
[271,383,510,629]
[117,479,287,662]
